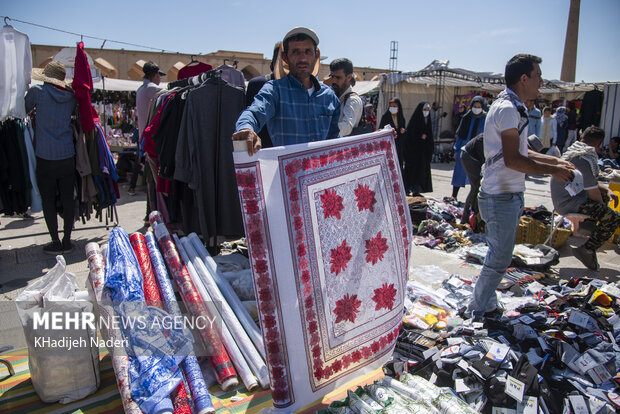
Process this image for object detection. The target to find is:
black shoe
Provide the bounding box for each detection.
[483,308,504,320]
[572,245,599,271]
[61,239,75,254]
[43,241,63,255]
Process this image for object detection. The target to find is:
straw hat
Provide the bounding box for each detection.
[32,61,69,89]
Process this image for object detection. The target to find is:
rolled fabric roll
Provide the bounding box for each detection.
[181,236,270,389]
[129,233,192,414]
[188,233,265,359]
[148,211,238,391]
[174,234,259,391]
[85,242,141,414]
[105,228,179,414]
[144,232,215,414]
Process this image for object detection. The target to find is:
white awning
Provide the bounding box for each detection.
[352,80,380,95]
[32,78,168,91]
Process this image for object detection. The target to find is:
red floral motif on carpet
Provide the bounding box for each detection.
[333,293,362,323]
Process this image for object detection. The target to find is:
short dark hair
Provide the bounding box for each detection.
[611,136,620,145]
[505,54,542,89]
[581,126,605,145]
[542,106,551,113]
[283,34,316,54]
[329,58,353,75]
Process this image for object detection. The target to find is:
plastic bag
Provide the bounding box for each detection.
[213,252,250,273]
[221,269,255,301]
[408,265,452,290]
[15,255,100,403]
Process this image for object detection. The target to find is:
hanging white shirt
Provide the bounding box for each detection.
[0,25,32,120]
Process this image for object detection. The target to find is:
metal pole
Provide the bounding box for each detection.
[101,76,106,136]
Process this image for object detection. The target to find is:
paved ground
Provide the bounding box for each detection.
[1,163,618,352]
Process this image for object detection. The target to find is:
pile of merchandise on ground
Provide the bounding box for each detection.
[325,265,620,413]
[410,197,573,271]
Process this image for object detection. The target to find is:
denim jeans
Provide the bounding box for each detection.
[468,191,524,319]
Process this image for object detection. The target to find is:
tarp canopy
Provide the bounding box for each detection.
[601,83,620,145]
[387,60,603,93]
[352,80,380,96]
[94,78,168,91]
[32,78,168,91]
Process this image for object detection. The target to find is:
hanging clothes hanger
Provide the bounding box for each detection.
[4,16,12,27]
[187,55,199,66]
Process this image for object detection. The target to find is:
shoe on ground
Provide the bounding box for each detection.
[483,308,504,320]
[128,188,136,196]
[572,245,599,271]
[43,241,63,255]
[62,239,75,254]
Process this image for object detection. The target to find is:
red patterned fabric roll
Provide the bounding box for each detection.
[148,212,238,390]
[130,233,163,305]
[129,232,192,414]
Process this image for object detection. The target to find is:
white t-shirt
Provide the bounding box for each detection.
[480,98,529,194]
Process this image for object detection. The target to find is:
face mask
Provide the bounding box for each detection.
[389,107,398,114]
[423,110,430,118]
[472,107,483,115]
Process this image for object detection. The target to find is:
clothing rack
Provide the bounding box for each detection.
[167,69,222,90]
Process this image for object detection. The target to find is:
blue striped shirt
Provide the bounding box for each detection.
[236,74,341,146]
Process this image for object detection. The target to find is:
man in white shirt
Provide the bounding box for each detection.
[329,58,363,136]
[467,54,575,321]
[133,61,164,218]
[136,61,164,138]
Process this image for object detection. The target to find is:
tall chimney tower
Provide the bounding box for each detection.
[560,0,580,82]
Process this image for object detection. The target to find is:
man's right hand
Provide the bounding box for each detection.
[555,158,576,170]
[232,129,262,156]
[551,165,575,182]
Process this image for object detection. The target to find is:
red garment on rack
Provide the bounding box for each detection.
[143,94,173,159]
[177,62,212,80]
[72,41,96,133]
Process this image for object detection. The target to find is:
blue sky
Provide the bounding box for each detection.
[3,0,619,82]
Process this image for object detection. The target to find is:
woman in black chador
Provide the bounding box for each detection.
[379,97,407,177]
[403,102,434,194]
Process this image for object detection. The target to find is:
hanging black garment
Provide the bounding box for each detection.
[579,89,603,129]
[0,120,28,214]
[153,92,187,178]
[15,121,33,207]
[403,103,434,193]
[245,74,274,149]
[174,78,245,244]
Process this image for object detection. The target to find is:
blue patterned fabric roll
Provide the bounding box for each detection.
[145,231,214,414]
[105,228,192,414]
